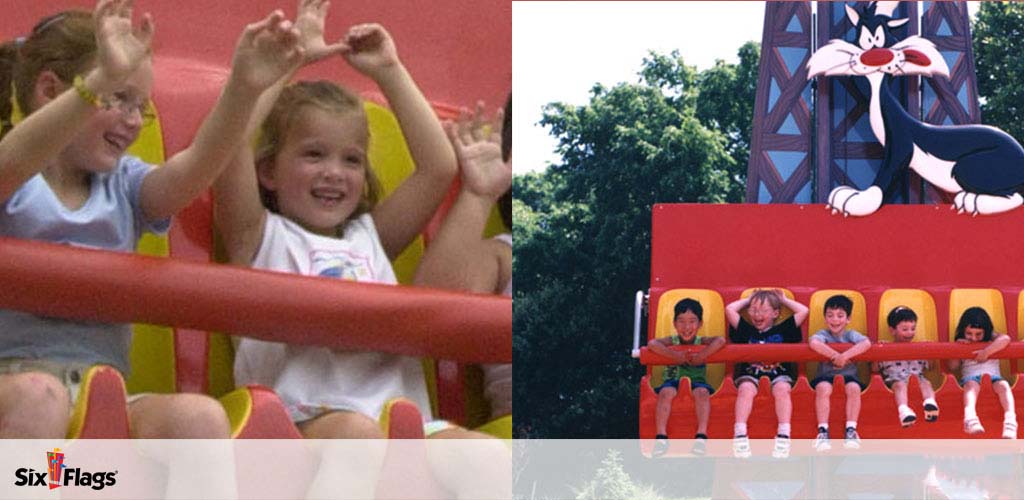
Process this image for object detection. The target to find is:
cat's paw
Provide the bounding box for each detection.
[827,185,882,217]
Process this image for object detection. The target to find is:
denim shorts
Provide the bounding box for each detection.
[960,374,1005,387]
[735,374,793,388]
[810,375,864,390]
[655,378,715,395]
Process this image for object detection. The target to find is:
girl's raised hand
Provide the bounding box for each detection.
[295,0,349,63]
[93,0,153,88]
[445,102,510,201]
[231,11,305,92]
[341,23,399,80]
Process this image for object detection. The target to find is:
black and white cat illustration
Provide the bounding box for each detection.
[807,1,1024,216]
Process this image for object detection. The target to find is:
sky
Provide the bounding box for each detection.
[512,1,980,175]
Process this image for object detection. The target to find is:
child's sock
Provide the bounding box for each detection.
[1006,412,1017,423]
[817,423,829,432]
[964,406,978,421]
[845,421,857,430]
[734,423,747,437]
[923,398,938,408]
[695,433,708,440]
[777,423,791,437]
[656,433,668,440]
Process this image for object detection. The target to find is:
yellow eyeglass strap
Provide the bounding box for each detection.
[72,75,101,108]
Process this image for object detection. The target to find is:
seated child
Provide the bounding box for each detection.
[0,0,301,439]
[726,289,808,458]
[872,306,939,427]
[807,294,870,451]
[647,298,724,457]
[947,307,1016,438]
[414,95,513,421]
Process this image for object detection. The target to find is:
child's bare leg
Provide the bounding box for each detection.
[0,372,70,438]
[655,386,677,436]
[994,380,1015,414]
[844,381,861,422]
[693,387,710,435]
[919,378,935,401]
[428,428,511,499]
[128,393,231,438]
[963,380,980,417]
[129,394,234,499]
[734,381,757,431]
[814,382,833,426]
[301,411,386,499]
[772,381,792,426]
[994,380,1018,438]
[891,380,908,407]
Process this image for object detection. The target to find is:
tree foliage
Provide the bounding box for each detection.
[513,46,757,438]
[974,2,1024,142]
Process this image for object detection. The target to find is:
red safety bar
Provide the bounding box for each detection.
[0,237,511,364]
[640,343,1024,364]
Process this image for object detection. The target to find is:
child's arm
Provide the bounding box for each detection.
[215,0,348,264]
[836,338,872,368]
[687,336,726,365]
[972,333,1010,362]
[345,24,458,259]
[776,290,809,326]
[413,108,511,293]
[724,297,749,330]
[0,0,152,201]
[647,337,688,364]
[808,336,839,363]
[140,11,303,222]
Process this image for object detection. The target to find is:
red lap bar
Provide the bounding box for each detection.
[0,238,511,363]
[640,343,1024,365]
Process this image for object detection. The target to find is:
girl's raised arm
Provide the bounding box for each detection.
[413,107,510,293]
[0,0,151,201]
[214,0,348,264]
[139,11,302,222]
[342,24,457,259]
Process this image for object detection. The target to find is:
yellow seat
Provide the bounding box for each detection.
[949,289,1013,385]
[651,289,726,390]
[806,290,869,383]
[878,289,942,389]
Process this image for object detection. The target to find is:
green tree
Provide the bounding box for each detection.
[695,41,759,201]
[514,46,754,438]
[974,2,1024,143]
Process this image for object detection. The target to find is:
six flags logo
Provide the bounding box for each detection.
[13,448,117,491]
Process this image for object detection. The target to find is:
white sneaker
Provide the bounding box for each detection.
[843,427,861,449]
[899,405,917,427]
[813,428,831,452]
[772,435,791,458]
[1003,417,1018,439]
[732,435,751,458]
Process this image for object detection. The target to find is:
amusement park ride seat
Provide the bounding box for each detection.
[639,204,1024,447]
[949,288,1013,385]
[17,63,510,441]
[878,288,943,389]
[650,289,726,390]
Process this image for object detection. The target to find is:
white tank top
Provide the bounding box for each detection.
[233,212,431,422]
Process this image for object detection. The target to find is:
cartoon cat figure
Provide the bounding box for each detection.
[807,1,1024,216]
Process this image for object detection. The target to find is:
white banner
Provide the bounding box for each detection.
[513,439,1024,500]
[0,439,511,500]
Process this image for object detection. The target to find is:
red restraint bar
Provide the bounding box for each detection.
[640,342,1024,365]
[0,237,511,363]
